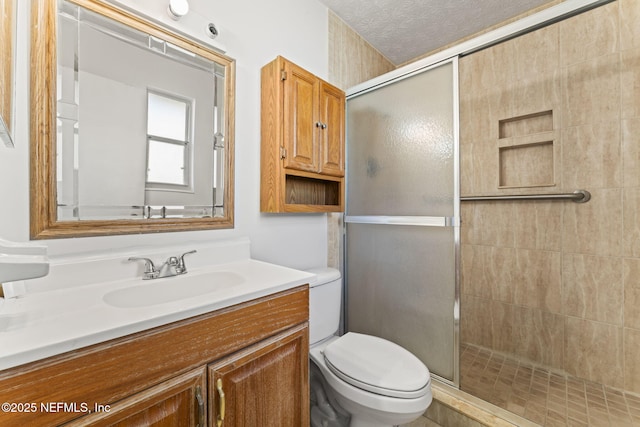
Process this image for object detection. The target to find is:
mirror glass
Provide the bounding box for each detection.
[31,0,235,238]
[0,0,15,147]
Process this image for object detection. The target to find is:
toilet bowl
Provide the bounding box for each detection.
[307,268,432,427]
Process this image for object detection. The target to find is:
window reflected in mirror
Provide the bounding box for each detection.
[146,91,191,188]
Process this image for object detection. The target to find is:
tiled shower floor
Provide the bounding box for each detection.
[460,343,640,426]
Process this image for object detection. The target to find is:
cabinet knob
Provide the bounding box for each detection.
[316,122,327,129]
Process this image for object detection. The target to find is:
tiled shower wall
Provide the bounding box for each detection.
[460,0,640,394]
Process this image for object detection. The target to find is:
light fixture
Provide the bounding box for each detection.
[167,0,189,20]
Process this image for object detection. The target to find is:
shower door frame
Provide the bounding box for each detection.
[343,57,461,387]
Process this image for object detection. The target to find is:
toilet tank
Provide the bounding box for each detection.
[306,267,342,346]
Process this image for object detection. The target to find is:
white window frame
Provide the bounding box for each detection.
[145,89,193,192]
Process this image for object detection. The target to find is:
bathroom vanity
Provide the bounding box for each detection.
[0,287,308,426]
[0,239,313,426]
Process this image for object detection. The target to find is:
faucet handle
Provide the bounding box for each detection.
[177,250,197,274]
[128,257,159,280]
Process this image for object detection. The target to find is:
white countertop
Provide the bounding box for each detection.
[0,239,314,371]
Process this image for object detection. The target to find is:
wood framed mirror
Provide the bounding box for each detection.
[1,0,15,147]
[30,0,235,239]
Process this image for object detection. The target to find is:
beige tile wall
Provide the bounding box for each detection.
[460,0,640,394]
[327,11,395,91]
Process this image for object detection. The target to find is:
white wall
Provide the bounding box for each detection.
[0,0,330,270]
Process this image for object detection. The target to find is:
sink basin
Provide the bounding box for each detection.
[0,237,49,282]
[103,271,244,308]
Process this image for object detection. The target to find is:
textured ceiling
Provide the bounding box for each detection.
[319,0,555,65]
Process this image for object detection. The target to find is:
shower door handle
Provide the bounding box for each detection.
[345,215,459,227]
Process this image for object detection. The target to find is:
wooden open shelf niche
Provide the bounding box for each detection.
[285,175,341,207]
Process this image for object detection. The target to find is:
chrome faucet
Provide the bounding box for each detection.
[129,250,197,280]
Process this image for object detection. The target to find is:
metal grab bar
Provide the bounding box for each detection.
[460,190,591,203]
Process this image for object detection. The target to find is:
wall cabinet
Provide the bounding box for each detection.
[0,286,309,427]
[261,56,345,213]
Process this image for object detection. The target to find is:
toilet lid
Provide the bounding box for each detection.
[323,332,431,399]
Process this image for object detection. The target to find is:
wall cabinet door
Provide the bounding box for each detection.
[209,325,309,427]
[281,59,345,177]
[66,368,207,427]
[318,82,345,177]
[282,61,319,173]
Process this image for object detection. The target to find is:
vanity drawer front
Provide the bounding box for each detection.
[0,286,308,427]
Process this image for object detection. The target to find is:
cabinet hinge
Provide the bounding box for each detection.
[280,147,287,159]
[281,70,287,81]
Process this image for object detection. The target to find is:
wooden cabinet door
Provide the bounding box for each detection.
[65,368,207,427]
[282,61,319,173]
[318,82,345,177]
[209,325,309,427]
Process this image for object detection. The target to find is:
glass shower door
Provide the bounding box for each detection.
[345,59,459,384]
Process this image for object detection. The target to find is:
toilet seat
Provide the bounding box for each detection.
[322,332,431,399]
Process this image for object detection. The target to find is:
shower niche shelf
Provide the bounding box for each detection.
[498,110,557,189]
[260,56,345,213]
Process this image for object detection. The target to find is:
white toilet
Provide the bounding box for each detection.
[307,268,432,427]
